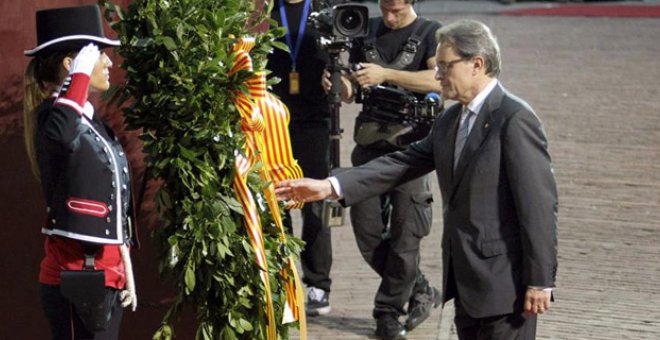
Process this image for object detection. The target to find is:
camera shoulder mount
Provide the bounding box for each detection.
[362,17,436,71]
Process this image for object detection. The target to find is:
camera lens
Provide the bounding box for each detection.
[334,6,367,38]
[340,11,360,30]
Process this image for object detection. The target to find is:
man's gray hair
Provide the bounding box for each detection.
[379,0,416,5]
[435,19,501,77]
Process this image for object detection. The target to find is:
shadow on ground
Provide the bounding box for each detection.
[307,314,376,337]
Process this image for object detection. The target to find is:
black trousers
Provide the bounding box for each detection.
[350,145,434,317]
[288,120,333,292]
[40,284,123,340]
[454,296,537,340]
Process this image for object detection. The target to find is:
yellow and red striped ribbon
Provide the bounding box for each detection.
[253,89,306,324]
[229,37,306,339]
[257,93,304,210]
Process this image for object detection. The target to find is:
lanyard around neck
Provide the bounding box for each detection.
[279,0,311,71]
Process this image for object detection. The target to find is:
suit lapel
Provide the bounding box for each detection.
[449,84,506,200]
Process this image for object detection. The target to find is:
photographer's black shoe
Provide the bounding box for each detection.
[375,314,407,340]
[405,286,442,331]
[305,287,331,316]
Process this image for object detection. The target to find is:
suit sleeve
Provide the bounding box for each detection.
[336,129,436,206]
[503,109,558,288]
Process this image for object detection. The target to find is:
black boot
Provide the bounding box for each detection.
[375,313,407,340]
[405,285,442,331]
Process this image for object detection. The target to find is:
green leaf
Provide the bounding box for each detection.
[221,327,237,340]
[270,40,289,53]
[157,189,172,210]
[179,145,198,161]
[238,318,253,332]
[225,196,244,214]
[196,322,213,340]
[184,263,196,293]
[217,241,229,259]
[152,324,173,340]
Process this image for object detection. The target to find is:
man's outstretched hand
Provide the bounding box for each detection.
[274,178,335,203]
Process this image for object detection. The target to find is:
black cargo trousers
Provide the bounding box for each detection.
[350,142,434,318]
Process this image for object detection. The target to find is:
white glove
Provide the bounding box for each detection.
[119,245,137,311]
[70,43,100,76]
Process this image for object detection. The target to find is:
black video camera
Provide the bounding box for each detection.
[360,85,443,126]
[310,0,369,51]
[353,86,443,150]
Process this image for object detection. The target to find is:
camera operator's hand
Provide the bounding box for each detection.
[321,70,332,93]
[353,63,388,88]
[322,69,354,103]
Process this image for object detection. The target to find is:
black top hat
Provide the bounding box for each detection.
[24,4,119,57]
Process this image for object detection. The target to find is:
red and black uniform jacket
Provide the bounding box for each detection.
[36,97,134,245]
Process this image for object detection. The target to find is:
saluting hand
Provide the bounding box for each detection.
[70,43,100,76]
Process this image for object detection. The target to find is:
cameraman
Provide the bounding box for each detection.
[323,0,441,338]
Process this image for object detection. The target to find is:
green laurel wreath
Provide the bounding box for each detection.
[100,0,302,339]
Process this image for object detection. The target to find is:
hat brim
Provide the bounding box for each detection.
[24,35,120,56]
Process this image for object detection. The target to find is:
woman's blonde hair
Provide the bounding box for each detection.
[23,50,74,178]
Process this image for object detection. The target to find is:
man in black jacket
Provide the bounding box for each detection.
[322,0,442,338]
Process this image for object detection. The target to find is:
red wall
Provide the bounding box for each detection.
[1,0,268,338]
[0,0,196,338]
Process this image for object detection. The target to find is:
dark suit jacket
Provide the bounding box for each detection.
[335,83,558,318]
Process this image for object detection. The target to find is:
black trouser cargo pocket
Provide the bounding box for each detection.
[411,191,433,237]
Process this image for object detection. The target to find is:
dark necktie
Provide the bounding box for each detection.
[454,107,474,170]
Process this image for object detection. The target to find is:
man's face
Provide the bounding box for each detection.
[379,0,414,29]
[434,43,473,103]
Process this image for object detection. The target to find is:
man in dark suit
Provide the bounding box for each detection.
[275,19,558,339]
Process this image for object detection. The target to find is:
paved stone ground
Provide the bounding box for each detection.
[290,6,660,340]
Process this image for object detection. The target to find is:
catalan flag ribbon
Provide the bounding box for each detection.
[229,37,306,339]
